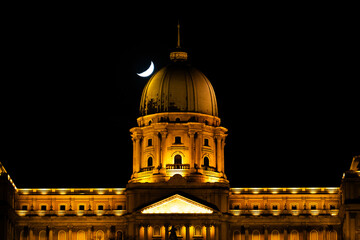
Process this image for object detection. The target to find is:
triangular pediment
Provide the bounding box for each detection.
[141,194,213,214]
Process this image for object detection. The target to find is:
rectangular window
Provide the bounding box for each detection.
[60,205,66,211]
[330,205,336,210]
[291,205,297,210]
[98,205,104,210]
[272,205,278,210]
[175,136,182,144]
[21,205,28,210]
[116,205,123,210]
[79,205,85,211]
[41,205,47,211]
[147,139,152,146]
[204,138,209,146]
[234,205,240,210]
[253,205,259,210]
[311,205,317,210]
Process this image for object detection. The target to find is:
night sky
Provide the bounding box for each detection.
[1,5,359,189]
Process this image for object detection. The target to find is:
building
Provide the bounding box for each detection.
[1,26,359,240]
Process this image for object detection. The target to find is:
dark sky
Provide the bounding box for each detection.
[1,5,359,189]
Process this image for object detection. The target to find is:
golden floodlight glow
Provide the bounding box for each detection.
[141,194,213,214]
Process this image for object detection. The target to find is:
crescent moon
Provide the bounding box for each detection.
[137,61,154,77]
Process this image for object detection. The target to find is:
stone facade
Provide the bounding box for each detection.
[1,44,359,239]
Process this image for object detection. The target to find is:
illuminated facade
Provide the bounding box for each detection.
[1,30,359,240]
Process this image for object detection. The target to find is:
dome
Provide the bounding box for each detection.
[139,61,218,117]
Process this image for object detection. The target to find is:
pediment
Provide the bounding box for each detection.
[141,194,213,214]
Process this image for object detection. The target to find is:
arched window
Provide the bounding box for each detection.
[153,226,161,237]
[58,230,66,240]
[271,230,280,240]
[77,230,86,240]
[290,230,299,240]
[329,231,337,240]
[310,230,318,240]
[147,157,153,167]
[204,157,209,166]
[252,230,260,240]
[233,231,241,240]
[194,226,202,236]
[20,231,26,240]
[39,231,46,240]
[116,231,123,240]
[96,230,105,240]
[174,155,182,164]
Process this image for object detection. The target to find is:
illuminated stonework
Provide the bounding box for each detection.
[141,194,213,214]
[1,29,359,239]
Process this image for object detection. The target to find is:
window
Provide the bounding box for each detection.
[204,157,209,166]
[96,230,105,240]
[234,231,241,240]
[153,226,161,237]
[175,136,182,144]
[252,230,260,240]
[58,231,66,240]
[147,139,152,146]
[98,205,104,210]
[77,231,86,240]
[39,231,46,240]
[310,230,318,240]
[253,205,259,210]
[194,226,202,236]
[290,230,299,240]
[174,155,182,164]
[234,205,240,210]
[79,205,85,211]
[272,205,278,210]
[147,157,153,167]
[330,205,336,210]
[271,230,280,240]
[204,138,209,146]
[291,205,297,210]
[60,205,66,211]
[311,205,317,210]
[21,205,28,210]
[116,205,123,210]
[41,205,47,211]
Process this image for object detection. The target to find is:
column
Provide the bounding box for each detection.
[49,228,53,240]
[68,227,72,240]
[322,226,327,240]
[132,137,136,173]
[245,227,249,240]
[135,136,142,172]
[185,224,190,240]
[144,225,148,240]
[283,228,288,240]
[215,224,220,240]
[160,131,167,167]
[29,228,33,240]
[206,225,211,240]
[216,136,222,172]
[165,225,169,240]
[264,226,268,240]
[221,136,226,172]
[188,131,195,168]
[195,133,201,167]
[155,132,161,168]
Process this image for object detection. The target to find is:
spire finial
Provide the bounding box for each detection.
[170,20,188,61]
[177,20,181,48]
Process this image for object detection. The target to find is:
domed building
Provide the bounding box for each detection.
[0,24,359,240]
